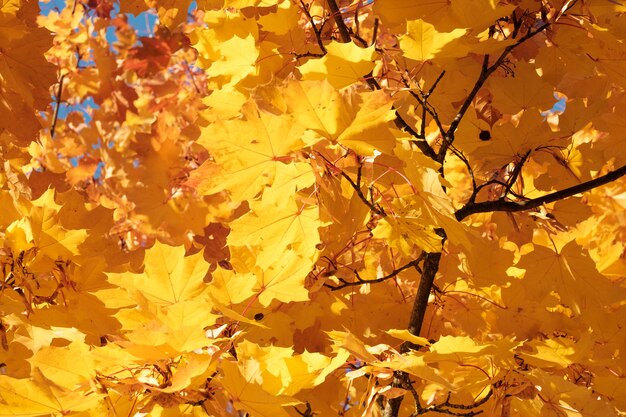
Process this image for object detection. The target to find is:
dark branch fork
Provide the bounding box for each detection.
[299,0,327,55]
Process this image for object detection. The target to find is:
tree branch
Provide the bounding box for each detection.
[383,371,408,417]
[383,236,445,416]
[315,151,387,216]
[326,0,351,43]
[406,250,442,338]
[455,163,626,220]
[503,150,531,195]
[50,73,66,138]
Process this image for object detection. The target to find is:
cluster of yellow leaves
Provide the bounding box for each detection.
[1,0,626,416]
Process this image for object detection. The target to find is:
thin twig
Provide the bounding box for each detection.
[365,75,438,160]
[342,165,385,215]
[408,83,445,133]
[469,179,528,204]
[293,51,326,60]
[182,60,201,93]
[444,389,493,410]
[409,388,493,416]
[408,89,446,137]
[503,150,531,195]
[401,71,446,140]
[449,145,477,191]
[325,257,423,290]
[300,0,327,54]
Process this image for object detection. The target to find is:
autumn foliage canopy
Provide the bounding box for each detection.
[2,0,626,416]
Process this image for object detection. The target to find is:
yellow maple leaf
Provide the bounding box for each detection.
[192,9,260,87]
[206,34,258,87]
[336,90,397,155]
[225,0,282,7]
[194,100,306,201]
[107,242,209,305]
[471,111,554,172]
[298,42,375,89]
[327,330,379,363]
[0,370,101,416]
[283,80,396,155]
[228,197,321,269]
[594,375,626,410]
[4,189,87,266]
[374,0,513,33]
[257,0,299,35]
[260,162,316,207]
[200,86,247,122]
[252,249,312,307]
[28,342,95,389]
[281,80,345,142]
[283,349,350,396]
[450,0,515,32]
[384,354,455,390]
[114,299,220,358]
[160,352,217,393]
[489,62,555,113]
[1,8,54,139]
[527,369,616,416]
[516,241,626,321]
[400,19,466,61]
[519,338,579,369]
[373,0,445,29]
[220,360,300,417]
[208,267,257,306]
[235,340,349,396]
[153,0,193,28]
[372,197,442,254]
[386,329,430,347]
